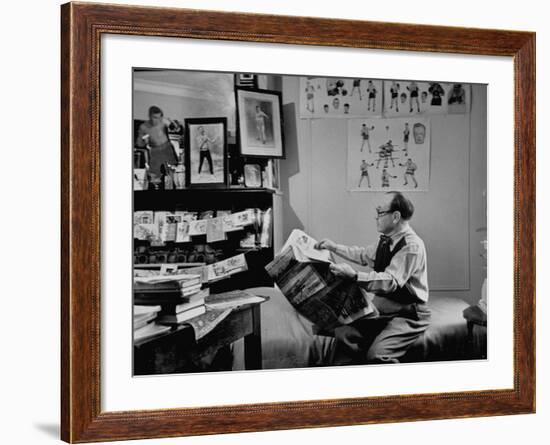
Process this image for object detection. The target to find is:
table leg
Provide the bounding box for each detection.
[466,321,474,358]
[244,305,262,370]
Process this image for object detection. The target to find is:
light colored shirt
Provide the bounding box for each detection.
[197,134,214,152]
[332,225,429,302]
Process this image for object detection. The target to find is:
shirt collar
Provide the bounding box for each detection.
[387,224,414,245]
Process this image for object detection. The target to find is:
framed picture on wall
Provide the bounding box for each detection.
[62,3,534,443]
[236,87,285,158]
[184,117,228,188]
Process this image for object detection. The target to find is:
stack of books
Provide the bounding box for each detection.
[133,272,208,326]
[156,288,209,325]
[134,272,202,303]
[134,304,161,329]
[133,305,171,343]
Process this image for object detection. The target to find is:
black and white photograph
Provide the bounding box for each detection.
[347,117,431,191]
[300,77,384,118]
[383,80,471,117]
[236,87,284,157]
[264,159,281,191]
[132,68,487,376]
[184,118,227,187]
[244,163,263,188]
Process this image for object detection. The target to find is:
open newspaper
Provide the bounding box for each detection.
[265,230,376,331]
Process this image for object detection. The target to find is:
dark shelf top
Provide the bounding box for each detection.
[134,187,276,212]
[135,187,275,194]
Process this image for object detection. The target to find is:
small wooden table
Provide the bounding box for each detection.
[134,299,266,375]
[463,304,487,359]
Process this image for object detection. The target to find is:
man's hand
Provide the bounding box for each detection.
[315,238,337,251]
[329,263,357,281]
[334,325,363,353]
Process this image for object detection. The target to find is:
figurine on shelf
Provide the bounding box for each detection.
[173,161,185,189]
[160,164,173,190]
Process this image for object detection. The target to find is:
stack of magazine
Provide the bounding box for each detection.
[133,304,170,343]
[132,264,260,343]
[265,230,376,331]
[134,272,207,325]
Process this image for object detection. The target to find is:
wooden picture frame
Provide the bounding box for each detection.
[236,87,285,158]
[184,117,228,189]
[61,2,535,443]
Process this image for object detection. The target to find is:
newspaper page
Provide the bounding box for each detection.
[266,230,375,330]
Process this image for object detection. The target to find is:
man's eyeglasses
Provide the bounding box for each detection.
[375,209,393,219]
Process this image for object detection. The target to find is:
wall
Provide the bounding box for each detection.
[280,77,487,304]
[134,90,226,122]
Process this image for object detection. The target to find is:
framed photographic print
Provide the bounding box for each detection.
[62,2,535,443]
[264,159,281,192]
[236,87,285,158]
[184,117,228,188]
[244,163,263,187]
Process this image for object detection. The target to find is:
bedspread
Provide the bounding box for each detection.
[232,287,485,370]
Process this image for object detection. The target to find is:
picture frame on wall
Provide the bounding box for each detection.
[184,117,228,188]
[61,2,535,443]
[236,87,285,158]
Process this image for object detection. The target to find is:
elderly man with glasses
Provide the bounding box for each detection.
[315,191,430,365]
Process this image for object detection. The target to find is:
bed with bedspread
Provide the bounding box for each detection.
[233,286,486,370]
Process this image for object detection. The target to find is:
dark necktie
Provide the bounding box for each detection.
[374,235,393,272]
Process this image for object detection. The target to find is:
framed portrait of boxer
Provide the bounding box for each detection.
[184,117,228,188]
[236,87,285,158]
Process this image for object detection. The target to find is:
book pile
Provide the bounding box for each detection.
[134,272,202,301]
[132,258,254,344]
[134,272,208,325]
[156,288,209,325]
[133,305,171,343]
[134,304,161,329]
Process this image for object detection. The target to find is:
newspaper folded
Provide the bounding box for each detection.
[266,230,376,330]
[184,308,232,340]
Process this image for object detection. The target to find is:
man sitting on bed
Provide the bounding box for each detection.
[315,191,430,364]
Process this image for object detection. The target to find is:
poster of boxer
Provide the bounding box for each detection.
[383,80,471,117]
[347,117,430,192]
[299,77,383,118]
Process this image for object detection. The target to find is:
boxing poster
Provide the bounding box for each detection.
[299,77,383,118]
[383,81,471,117]
[347,117,430,192]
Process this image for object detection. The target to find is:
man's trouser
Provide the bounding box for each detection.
[330,296,431,365]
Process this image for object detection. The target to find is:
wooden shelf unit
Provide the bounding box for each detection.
[133,188,277,292]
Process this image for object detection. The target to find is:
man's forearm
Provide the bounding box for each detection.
[332,244,372,267]
[356,270,398,294]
